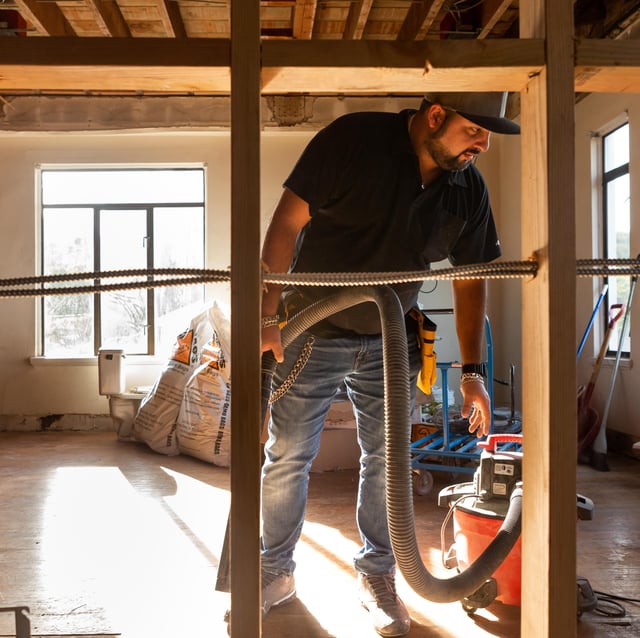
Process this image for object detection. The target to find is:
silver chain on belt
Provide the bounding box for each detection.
[268,334,316,405]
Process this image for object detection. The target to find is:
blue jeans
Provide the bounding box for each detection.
[261,329,421,577]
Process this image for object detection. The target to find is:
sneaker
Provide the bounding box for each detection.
[262,571,296,617]
[358,571,411,637]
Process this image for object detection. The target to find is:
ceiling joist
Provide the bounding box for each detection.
[0,37,638,95]
[86,0,131,37]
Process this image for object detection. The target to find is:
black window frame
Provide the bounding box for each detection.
[601,122,630,358]
[39,167,205,357]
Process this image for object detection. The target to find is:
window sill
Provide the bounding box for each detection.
[29,355,166,367]
[597,357,633,369]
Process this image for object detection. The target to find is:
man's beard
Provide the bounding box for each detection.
[425,126,479,171]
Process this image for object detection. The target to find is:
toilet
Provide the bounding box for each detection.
[98,349,148,440]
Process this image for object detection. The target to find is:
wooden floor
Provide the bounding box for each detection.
[0,431,639,638]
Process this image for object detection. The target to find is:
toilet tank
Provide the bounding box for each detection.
[98,349,126,395]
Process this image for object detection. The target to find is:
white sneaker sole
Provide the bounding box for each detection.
[263,588,297,615]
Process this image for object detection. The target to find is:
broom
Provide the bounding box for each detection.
[591,262,639,471]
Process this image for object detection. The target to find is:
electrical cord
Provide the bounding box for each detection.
[592,589,640,619]
[439,492,480,569]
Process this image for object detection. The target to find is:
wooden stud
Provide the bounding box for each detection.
[520,1,577,636]
[229,1,262,637]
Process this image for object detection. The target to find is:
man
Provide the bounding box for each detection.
[259,92,520,637]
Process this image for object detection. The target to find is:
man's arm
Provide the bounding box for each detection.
[452,277,492,437]
[261,187,311,362]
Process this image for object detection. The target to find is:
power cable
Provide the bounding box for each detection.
[591,589,640,619]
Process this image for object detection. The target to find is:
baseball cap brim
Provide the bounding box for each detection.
[424,91,521,135]
[455,110,521,135]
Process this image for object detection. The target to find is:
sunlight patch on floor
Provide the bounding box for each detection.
[37,465,228,638]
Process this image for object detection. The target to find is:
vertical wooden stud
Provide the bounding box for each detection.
[520,1,577,637]
[230,0,262,636]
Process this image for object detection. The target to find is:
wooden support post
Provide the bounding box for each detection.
[229,1,262,636]
[520,1,577,637]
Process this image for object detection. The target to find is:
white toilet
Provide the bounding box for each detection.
[98,349,147,440]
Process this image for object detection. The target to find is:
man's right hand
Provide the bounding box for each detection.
[261,326,284,363]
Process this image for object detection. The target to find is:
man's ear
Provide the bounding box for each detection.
[426,104,447,131]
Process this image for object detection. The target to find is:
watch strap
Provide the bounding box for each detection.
[461,363,486,377]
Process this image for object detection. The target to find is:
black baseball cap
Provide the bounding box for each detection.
[423,91,520,135]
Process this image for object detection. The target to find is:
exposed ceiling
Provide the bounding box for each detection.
[0,0,638,42]
[0,1,638,129]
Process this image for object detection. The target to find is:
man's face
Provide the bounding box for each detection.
[425,111,491,171]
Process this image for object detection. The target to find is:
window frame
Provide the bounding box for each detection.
[37,165,206,358]
[600,120,631,358]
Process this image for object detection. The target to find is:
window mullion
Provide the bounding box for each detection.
[603,162,629,185]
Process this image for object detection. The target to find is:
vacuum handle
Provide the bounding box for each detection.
[478,433,523,453]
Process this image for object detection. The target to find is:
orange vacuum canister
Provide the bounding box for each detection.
[452,492,523,606]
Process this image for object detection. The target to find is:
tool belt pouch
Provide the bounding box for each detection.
[408,307,437,395]
[279,289,311,325]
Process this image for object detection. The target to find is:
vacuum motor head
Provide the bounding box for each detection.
[474,448,523,502]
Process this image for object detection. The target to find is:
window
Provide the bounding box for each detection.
[602,122,630,355]
[40,167,206,358]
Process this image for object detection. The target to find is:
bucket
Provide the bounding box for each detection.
[453,503,522,606]
[98,349,126,395]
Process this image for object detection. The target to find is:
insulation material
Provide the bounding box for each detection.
[133,306,215,455]
[176,303,232,466]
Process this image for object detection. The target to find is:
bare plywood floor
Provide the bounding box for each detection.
[0,431,638,638]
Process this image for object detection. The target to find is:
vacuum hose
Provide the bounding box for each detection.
[272,285,522,603]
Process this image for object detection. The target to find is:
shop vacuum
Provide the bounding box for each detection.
[221,286,598,632]
[438,433,597,614]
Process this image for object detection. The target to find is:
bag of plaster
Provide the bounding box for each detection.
[176,301,232,466]
[133,305,215,455]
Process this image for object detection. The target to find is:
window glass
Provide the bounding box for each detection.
[602,123,630,355]
[154,206,206,358]
[40,168,206,357]
[42,208,94,356]
[604,125,629,172]
[99,209,149,353]
[42,169,204,205]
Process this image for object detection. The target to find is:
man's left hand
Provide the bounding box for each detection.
[460,379,491,438]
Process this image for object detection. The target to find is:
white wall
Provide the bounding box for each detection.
[492,92,640,441]
[0,130,314,425]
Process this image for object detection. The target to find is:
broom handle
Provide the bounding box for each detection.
[581,303,624,407]
[577,283,608,360]
[599,270,638,432]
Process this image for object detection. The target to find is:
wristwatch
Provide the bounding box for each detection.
[461,363,486,377]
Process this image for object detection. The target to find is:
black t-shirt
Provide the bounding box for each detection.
[283,109,501,334]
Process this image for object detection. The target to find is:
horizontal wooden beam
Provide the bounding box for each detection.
[575,38,640,92]
[262,39,544,93]
[0,37,540,93]
[0,37,231,93]
[0,38,638,94]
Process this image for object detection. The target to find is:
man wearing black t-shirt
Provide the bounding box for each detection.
[258,92,520,636]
